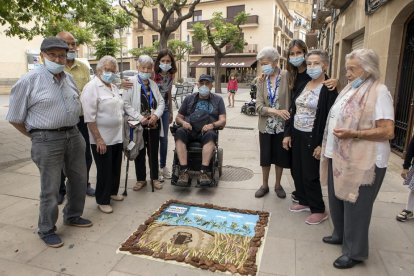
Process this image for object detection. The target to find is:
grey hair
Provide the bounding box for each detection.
[137,54,154,66]
[306,49,329,65]
[96,55,118,73]
[257,47,280,61]
[345,49,380,80]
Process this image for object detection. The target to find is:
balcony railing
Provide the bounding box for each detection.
[277,46,281,55]
[190,44,258,55]
[288,30,293,38]
[187,15,259,29]
[325,0,349,9]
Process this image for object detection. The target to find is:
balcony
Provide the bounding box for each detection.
[312,9,331,30]
[274,17,283,31]
[190,44,258,55]
[277,46,281,55]
[325,0,350,9]
[187,15,259,29]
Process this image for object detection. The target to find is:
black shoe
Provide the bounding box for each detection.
[255,186,269,198]
[64,217,93,227]
[333,255,362,269]
[86,184,95,197]
[58,193,65,205]
[322,236,342,245]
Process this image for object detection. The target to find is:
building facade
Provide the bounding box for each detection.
[313,0,414,154]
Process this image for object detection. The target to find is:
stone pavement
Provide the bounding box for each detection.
[0,90,413,276]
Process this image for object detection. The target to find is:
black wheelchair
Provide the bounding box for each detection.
[170,123,223,187]
[241,83,257,116]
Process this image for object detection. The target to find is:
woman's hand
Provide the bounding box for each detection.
[401,169,409,180]
[333,128,356,139]
[140,116,149,126]
[271,109,290,120]
[148,114,158,127]
[96,138,107,154]
[282,137,291,150]
[313,146,321,160]
[120,78,133,89]
[323,78,338,91]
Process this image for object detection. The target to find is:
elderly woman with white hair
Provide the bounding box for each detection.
[320,49,394,269]
[254,47,291,199]
[81,55,125,214]
[123,55,165,191]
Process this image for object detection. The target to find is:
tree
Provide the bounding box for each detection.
[43,16,93,45]
[119,0,201,49]
[193,12,248,93]
[168,39,193,80]
[129,41,160,58]
[0,0,100,40]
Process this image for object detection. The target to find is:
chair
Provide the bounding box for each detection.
[173,84,194,109]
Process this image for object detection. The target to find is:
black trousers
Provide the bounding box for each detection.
[91,143,123,205]
[135,128,159,181]
[291,128,325,213]
[59,116,93,195]
[328,159,386,260]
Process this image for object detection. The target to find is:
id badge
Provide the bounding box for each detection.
[127,141,136,150]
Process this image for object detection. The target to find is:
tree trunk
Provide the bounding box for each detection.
[214,54,222,94]
[159,31,169,50]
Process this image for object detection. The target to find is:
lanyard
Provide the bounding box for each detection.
[266,70,281,107]
[138,76,153,108]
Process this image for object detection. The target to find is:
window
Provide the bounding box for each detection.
[152,8,158,24]
[137,20,144,30]
[192,37,201,54]
[152,35,159,43]
[193,10,202,22]
[137,36,143,48]
[227,5,245,19]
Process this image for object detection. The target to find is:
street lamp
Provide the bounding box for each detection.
[116,27,124,79]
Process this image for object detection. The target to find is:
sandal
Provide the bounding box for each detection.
[396,209,413,222]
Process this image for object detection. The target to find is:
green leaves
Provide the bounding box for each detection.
[167,39,192,62]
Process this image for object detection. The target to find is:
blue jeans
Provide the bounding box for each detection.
[30,128,87,237]
[159,110,169,168]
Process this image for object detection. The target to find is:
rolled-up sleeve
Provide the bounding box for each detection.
[122,88,142,121]
[6,78,30,124]
[80,82,98,123]
[375,85,394,121]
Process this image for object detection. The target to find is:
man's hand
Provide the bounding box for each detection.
[96,138,107,154]
[401,169,409,180]
[121,78,133,90]
[182,121,192,131]
[202,123,214,133]
[282,136,291,150]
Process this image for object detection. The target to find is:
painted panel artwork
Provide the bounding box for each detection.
[118,200,270,275]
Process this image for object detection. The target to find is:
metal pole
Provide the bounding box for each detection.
[119,28,124,79]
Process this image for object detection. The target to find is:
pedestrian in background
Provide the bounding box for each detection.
[227,73,238,107]
[123,55,165,191]
[153,49,177,182]
[283,50,337,225]
[255,46,290,199]
[396,135,414,222]
[56,31,95,205]
[320,49,394,269]
[6,37,92,248]
[81,56,125,214]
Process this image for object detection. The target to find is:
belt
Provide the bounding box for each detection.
[29,126,75,133]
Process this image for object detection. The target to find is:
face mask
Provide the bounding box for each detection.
[261,64,274,76]
[289,56,305,67]
[159,63,172,72]
[101,71,115,84]
[351,77,366,89]
[67,51,76,60]
[139,72,151,80]
[44,58,65,74]
[306,66,323,80]
[198,85,210,96]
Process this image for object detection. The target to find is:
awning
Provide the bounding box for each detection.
[190,56,257,68]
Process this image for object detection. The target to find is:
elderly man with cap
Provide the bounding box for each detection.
[6,37,93,248]
[55,31,95,204]
[174,74,226,186]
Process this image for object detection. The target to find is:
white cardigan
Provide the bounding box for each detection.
[122,76,165,136]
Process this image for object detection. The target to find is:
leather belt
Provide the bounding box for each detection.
[29,126,75,133]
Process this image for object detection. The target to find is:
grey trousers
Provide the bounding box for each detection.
[327,159,386,261]
[31,128,87,237]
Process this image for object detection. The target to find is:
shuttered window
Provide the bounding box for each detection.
[351,34,364,51]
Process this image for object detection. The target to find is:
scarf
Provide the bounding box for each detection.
[320,79,379,203]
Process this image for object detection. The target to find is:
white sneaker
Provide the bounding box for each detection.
[162,166,172,179]
[110,195,124,201]
[98,205,113,214]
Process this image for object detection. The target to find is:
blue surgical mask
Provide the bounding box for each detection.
[351,77,366,89]
[139,72,151,80]
[159,63,172,72]
[307,66,323,80]
[261,64,274,75]
[289,56,305,67]
[67,51,77,60]
[198,85,210,96]
[101,71,115,84]
[44,59,65,74]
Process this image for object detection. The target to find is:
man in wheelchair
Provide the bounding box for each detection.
[174,74,226,186]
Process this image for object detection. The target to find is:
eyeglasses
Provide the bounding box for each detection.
[45,52,67,60]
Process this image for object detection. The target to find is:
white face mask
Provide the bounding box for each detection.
[198,85,210,96]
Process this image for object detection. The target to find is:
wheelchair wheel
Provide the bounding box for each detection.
[247,106,256,116]
[217,148,223,177]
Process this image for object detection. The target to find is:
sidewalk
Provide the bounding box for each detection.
[0,90,413,276]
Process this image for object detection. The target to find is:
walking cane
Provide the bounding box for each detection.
[122,127,134,196]
[146,125,155,192]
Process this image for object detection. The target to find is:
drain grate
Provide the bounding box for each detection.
[220,166,254,182]
[225,126,255,130]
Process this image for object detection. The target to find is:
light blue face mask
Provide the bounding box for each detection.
[139,71,152,80]
[159,63,172,72]
[198,85,210,96]
[351,77,366,89]
[306,66,323,80]
[67,51,77,60]
[44,59,65,74]
[101,71,115,84]
[261,64,274,76]
[289,56,305,67]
